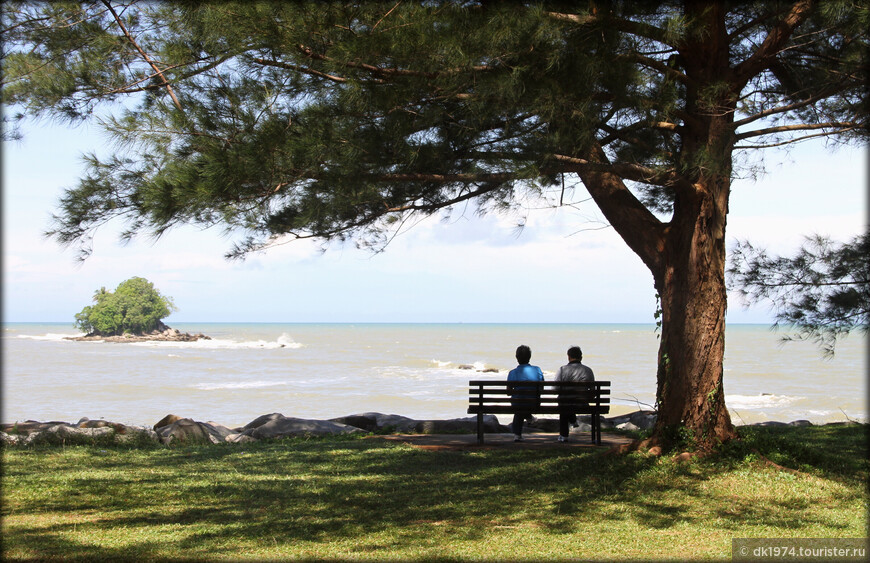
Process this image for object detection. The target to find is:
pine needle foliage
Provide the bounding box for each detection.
[728,234,870,357]
[2,1,863,258]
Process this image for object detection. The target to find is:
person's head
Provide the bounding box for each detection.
[567,345,582,361]
[515,345,532,365]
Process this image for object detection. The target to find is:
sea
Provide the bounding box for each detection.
[2,322,866,429]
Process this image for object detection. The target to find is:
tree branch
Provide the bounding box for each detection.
[545,11,668,44]
[735,120,861,141]
[250,56,352,83]
[734,126,862,149]
[567,143,667,274]
[552,154,689,191]
[733,85,844,128]
[101,0,182,111]
[294,43,493,79]
[733,0,815,84]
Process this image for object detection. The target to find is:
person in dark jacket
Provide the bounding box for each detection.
[506,344,544,442]
[554,345,595,442]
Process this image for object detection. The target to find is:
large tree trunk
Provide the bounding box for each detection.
[651,174,736,448]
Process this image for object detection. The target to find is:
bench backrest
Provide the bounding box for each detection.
[468,380,611,414]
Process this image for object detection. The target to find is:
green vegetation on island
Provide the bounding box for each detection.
[74,276,176,337]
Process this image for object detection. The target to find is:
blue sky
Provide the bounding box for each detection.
[3,117,866,324]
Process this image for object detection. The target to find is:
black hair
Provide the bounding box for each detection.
[515,344,532,364]
[567,345,582,360]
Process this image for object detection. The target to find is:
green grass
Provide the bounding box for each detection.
[3,424,867,561]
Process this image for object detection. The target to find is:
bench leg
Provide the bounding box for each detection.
[477,413,484,445]
[594,413,601,445]
[588,413,600,445]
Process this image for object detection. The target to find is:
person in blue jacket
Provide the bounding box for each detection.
[507,344,544,442]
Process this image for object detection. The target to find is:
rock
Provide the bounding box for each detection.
[25,424,116,445]
[477,368,499,373]
[414,415,500,434]
[526,417,561,433]
[156,418,234,445]
[242,413,286,430]
[65,325,211,343]
[330,414,379,432]
[648,446,663,456]
[225,433,258,444]
[353,412,419,433]
[250,417,363,440]
[673,452,695,463]
[0,431,20,445]
[617,422,640,431]
[1,420,71,436]
[457,364,475,370]
[115,425,160,445]
[154,414,183,430]
[752,421,789,427]
[629,411,657,430]
[77,418,126,432]
[788,420,813,427]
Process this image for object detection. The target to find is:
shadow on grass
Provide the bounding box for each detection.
[3,424,867,560]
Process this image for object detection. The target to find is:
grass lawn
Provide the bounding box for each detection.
[2,424,867,561]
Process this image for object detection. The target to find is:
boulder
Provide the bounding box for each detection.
[154,414,183,431]
[77,417,127,432]
[788,420,813,427]
[1,420,71,436]
[352,412,419,433]
[629,411,657,430]
[115,425,160,445]
[25,424,115,445]
[225,433,258,444]
[0,431,20,445]
[156,418,235,445]
[414,415,501,434]
[525,417,561,433]
[752,421,789,427]
[616,422,640,431]
[241,413,286,431]
[330,414,379,432]
[249,416,363,440]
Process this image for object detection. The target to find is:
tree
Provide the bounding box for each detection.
[74,277,176,336]
[3,1,867,449]
[728,233,869,357]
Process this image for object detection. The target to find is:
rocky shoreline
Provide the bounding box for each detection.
[65,326,211,343]
[1,410,859,448]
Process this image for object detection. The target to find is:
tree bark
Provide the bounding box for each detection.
[651,175,736,448]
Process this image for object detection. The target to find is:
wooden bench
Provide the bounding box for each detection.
[468,380,611,445]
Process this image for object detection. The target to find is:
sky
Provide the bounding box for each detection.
[2,117,866,324]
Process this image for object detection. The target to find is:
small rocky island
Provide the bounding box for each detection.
[66,323,211,343]
[67,277,210,343]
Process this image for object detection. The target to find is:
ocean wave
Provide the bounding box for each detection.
[17,332,85,341]
[725,393,803,409]
[192,381,289,390]
[131,333,304,350]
